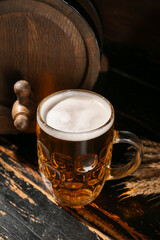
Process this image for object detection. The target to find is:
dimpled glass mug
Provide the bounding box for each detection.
[36,90,143,207]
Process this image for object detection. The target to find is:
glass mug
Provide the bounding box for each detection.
[37,90,143,207]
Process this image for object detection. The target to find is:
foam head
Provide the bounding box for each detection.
[37,90,114,141]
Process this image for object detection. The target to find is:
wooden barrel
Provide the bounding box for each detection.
[0,0,103,134]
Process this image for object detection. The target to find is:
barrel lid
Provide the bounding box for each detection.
[0,0,101,133]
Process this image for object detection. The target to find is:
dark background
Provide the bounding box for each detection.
[93,0,160,141]
[0,1,160,240]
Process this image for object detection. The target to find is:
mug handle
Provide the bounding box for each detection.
[108,130,143,180]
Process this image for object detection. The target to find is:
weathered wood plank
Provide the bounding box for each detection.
[0,134,160,240]
[0,205,42,240]
[0,138,106,240]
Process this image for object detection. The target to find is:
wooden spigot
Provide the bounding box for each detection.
[12,80,34,131]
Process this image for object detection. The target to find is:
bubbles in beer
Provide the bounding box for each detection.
[40,162,61,190]
[37,140,50,163]
[51,152,73,170]
[37,91,114,206]
[76,154,98,173]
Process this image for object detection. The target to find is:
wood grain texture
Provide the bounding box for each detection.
[0,131,159,240]
[0,0,101,134]
[67,0,103,50]
[12,80,34,131]
[0,137,105,240]
[1,66,160,238]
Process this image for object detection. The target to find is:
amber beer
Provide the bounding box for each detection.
[37,90,114,206]
[37,90,142,207]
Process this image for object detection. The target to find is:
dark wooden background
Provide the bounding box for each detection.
[96,0,160,140]
[96,0,160,90]
[0,0,160,239]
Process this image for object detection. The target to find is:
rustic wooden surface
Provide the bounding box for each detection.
[0,0,101,134]
[0,125,159,240]
[0,66,160,239]
[0,1,160,238]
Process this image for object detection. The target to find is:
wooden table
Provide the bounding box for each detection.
[0,68,160,240]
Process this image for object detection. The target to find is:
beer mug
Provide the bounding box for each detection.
[37,90,143,207]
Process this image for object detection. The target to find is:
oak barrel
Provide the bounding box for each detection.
[0,0,103,133]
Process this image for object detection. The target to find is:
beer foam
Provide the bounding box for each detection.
[38,90,114,141]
